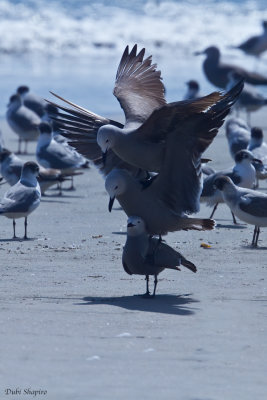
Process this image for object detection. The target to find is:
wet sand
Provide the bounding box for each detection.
[0,111,266,400]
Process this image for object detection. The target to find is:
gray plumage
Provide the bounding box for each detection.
[225,117,250,159]
[6,94,41,153]
[213,176,267,246]
[36,122,87,172]
[122,216,197,296]
[201,150,259,220]
[195,46,267,88]
[45,46,242,176]
[0,161,41,239]
[17,86,46,117]
[234,21,267,57]
[183,80,200,100]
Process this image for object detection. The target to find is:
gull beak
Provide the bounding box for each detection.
[108,196,115,212]
[127,222,135,228]
[253,158,262,164]
[193,50,204,56]
[102,150,107,166]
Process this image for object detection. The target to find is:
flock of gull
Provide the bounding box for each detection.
[1,28,267,296]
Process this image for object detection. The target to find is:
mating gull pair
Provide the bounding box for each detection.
[47,45,243,295]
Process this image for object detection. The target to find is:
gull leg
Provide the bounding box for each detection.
[58,181,62,196]
[246,112,251,127]
[12,219,17,239]
[142,275,151,298]
[24,217,28,239]
[210,203,218,218]
[255,226,260,247]
[24,141,28,154]
[231,211,237,224]
[17,139,22,154]
[152,275,158,297]
[252,225,257,246]
[69,176,75,190]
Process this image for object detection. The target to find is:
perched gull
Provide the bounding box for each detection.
[213,176,267,247]
[248,127,267,186]
[36,122,88,189]
[0,161,41,239]
[183,80,200,100]
[201,149,260,222]
[45,45,242,175]
[234,21,267,58]
[195,46,267,89]
[225,117,250,159]
[122,216,197,297]
[227,72,267,124]
[6,94,41,154]
[0,148,75,195]
[17,85,46,118]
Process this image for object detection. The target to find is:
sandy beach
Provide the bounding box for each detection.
[0,106,266,400]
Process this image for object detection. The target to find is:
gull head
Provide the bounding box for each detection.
[7,94,22,109]
[97,125,120,161]
[127,216,146,236]
[17,85,30,97]
[251,127,263,141]
[0,148,12,163]
[105,169,128,212]
[235,149,261,165]
[38,121,52,135]
[22,161,40,177]
[194,46,220,60]
[213,176,233,191]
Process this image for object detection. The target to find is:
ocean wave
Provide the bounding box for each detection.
[0,0,267,58]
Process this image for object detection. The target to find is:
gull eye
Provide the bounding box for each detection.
[114,185,118,190]
[105,139,109,143]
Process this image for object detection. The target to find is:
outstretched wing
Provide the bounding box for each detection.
[148,80,244,214]
[46,95,141,176]
[113,44,166,128]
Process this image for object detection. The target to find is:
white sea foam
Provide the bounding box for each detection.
[0,0,267,59]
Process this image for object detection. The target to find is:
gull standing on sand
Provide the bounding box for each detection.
[201,150,260,222]
[46,45,242,176]
[213,176,267,247]
[6,94,41,154]
[122,216,197,297]
[227,72,267,124]
[225,117,250,159]
[233,21,267,58]
[17,85,47,118]
[36,122,88,189]
[195,46,267,89]
[0,148,74,195]
[0,161,41,239]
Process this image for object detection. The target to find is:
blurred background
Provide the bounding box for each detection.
[1,0,267,118]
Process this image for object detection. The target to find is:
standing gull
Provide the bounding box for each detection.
[36,122,88,190]
[234,21,267,58]
[6,94,41,154]
[195,46,267,89]
[213,176,267,247]
[201,150,260,222]
[17,86,46,118]
[122,216,197,297]
[0,161,41,239]
[225,117,250,159]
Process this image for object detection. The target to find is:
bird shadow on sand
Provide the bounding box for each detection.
[112,231,127,235]
[76,293,199,316]
[240,244,267,250]
[215,222,247,229]
[0,237,36,243]
[41,198,71,204]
